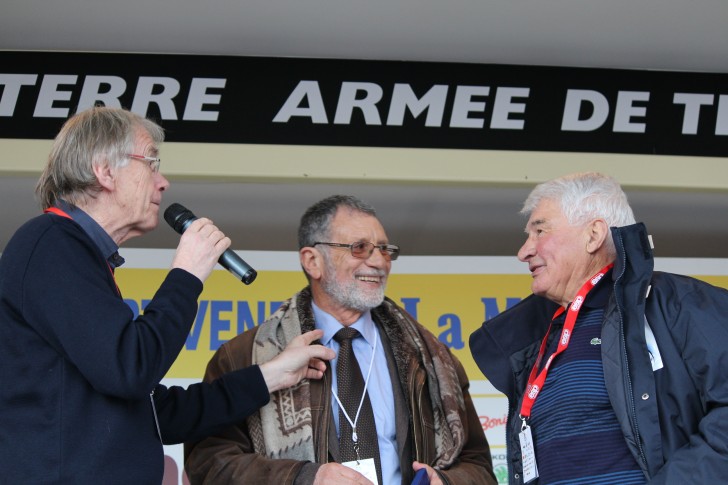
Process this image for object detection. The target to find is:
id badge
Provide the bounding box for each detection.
[342,458,379,485]
[519,424,539,483]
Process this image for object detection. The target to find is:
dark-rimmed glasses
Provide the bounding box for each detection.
[126,154,161,173]
[313,241,400,261]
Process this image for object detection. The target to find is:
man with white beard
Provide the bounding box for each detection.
[185,195,495,485]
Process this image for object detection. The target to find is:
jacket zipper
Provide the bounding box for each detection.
[613,230,648,471]
[506,397,520,484]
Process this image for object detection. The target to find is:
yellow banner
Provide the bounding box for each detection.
[115,263,728,381]
[116,269,532,379]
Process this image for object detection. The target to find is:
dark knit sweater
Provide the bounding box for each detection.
[0,212,269,483]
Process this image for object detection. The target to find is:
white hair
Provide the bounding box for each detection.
[521,172,636,227]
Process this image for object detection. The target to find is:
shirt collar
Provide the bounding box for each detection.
[56,200,125,269]
[312,300,377,348]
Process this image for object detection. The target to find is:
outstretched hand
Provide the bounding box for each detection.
[314,463,376,485]
[259,329,335,393]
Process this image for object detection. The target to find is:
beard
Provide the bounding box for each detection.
[320,255,386,312]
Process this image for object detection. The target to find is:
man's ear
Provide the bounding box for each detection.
[92,161,115,191]
[300,247,323,281]
[586,219,610,254]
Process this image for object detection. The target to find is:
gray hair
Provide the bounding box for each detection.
[298,195,377,249]
[35,107,164,209]
[521,172,636,227]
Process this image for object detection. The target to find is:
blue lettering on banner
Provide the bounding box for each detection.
[236,300,260,333]
[124,299,140,317]
[236,300,284,334]
[481,297,521,321]
[180,300,287,351]
[124,297,524,352]
[186,300,209,350]
[210,300,233,349]
[438,313,465,349]
[124,298,153,318]
[400,297,420,320]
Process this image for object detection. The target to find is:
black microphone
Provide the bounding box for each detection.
[163,203,257,285]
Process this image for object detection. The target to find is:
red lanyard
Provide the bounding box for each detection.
[519,263,614,421]
[44,207,71,219]
[44,207,122,297]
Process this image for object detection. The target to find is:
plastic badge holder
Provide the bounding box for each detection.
[411,468,430,485]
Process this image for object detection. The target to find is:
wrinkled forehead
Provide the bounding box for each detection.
[524,198,563,229]
[330,209,388,241]
[132,127,159,156]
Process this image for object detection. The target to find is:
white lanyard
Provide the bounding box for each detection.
[332,331,378,443]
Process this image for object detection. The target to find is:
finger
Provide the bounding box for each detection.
[306,358,328,374]
[298,329,324,346]
[308,345,335,361]
[216,235,232,251]
[285,332,312,349]
[188,217,212,232]
[303,368,324,380]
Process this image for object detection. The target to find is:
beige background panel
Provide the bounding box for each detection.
[3,138,728,190]
[1,138,727,258]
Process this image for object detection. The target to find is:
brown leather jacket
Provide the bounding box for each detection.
[185,312,494,485]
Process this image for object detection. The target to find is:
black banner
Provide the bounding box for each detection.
[1,51,727,157]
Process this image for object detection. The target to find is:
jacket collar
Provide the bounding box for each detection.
[610,222,654,289]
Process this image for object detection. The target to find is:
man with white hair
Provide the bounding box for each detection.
[470,172,728,484]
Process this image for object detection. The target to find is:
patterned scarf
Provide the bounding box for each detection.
[248,287,466,468]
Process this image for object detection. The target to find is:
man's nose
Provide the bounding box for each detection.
[517,236,535,262]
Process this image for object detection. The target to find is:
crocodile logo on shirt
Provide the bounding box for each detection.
[590,337,602,345]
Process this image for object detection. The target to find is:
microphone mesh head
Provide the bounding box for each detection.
[164,203,196,234]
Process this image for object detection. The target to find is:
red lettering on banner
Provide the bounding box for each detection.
[479,414,508,431]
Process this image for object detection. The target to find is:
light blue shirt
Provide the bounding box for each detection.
[312,302,401,485]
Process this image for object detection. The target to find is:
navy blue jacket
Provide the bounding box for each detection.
[470,223,728,484]
[0,213,269,483]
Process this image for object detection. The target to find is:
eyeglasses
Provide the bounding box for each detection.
[126,154,161,173]
[313,241,400,261]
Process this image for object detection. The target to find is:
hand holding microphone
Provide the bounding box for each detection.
[164,203,257,285]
